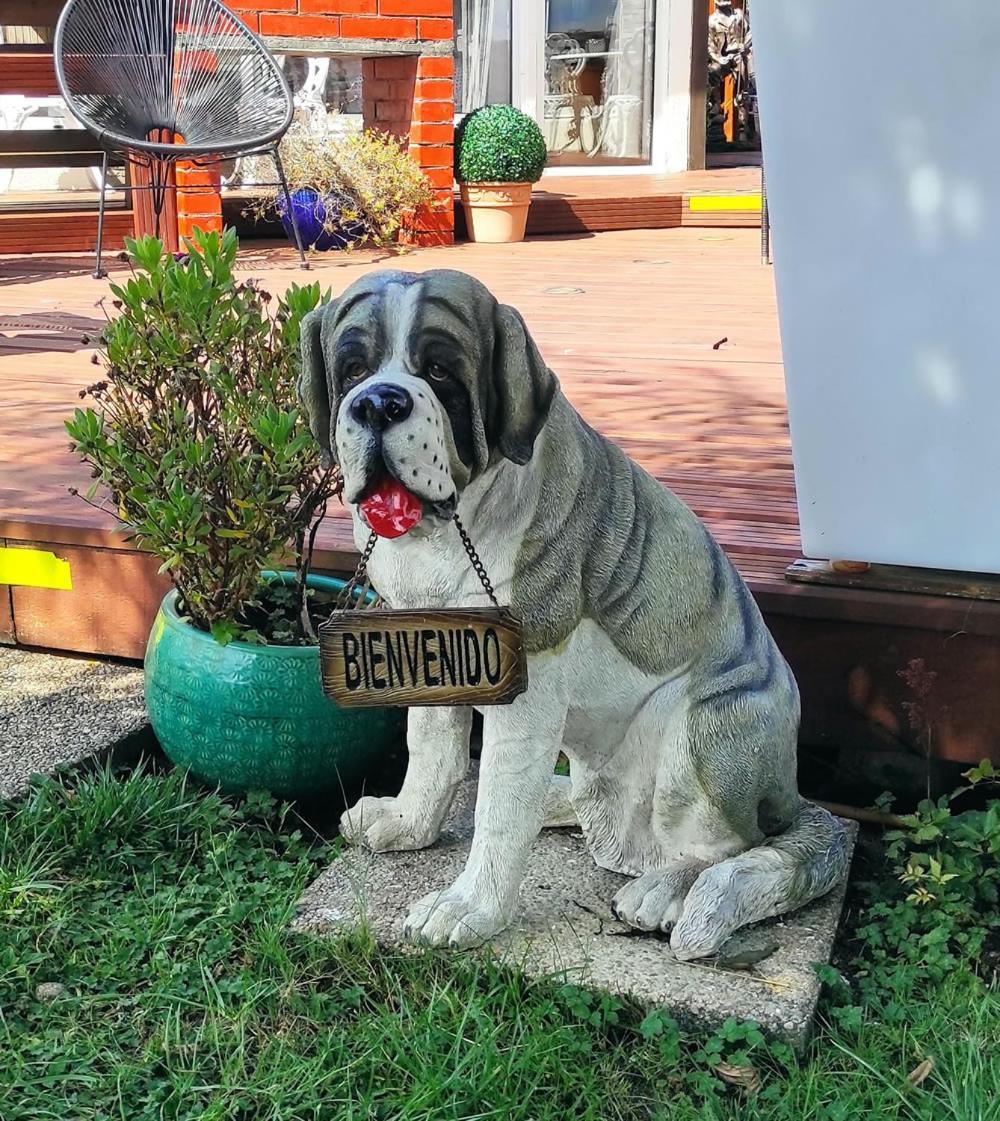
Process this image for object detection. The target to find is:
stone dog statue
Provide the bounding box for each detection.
[298,269,849,960]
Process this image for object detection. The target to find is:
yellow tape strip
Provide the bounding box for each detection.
[0,547,73,590]
[689,194,762,212]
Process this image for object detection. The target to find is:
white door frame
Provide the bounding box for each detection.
[511,0,544,123]
[511,0,695,175]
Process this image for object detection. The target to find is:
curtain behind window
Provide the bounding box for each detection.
[600,0,654,158]
[455,0,511,113]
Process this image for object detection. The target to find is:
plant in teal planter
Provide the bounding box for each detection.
[66,229,402,797]
[145,574,400,798]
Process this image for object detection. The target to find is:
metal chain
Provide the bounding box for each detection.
[337,530,379,610]
[452,513,500,608]
[333,515,501,613]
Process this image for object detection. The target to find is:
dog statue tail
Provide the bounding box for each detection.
[669,800,850,960]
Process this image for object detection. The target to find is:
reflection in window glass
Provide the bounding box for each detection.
[549,0,616,34]
[544,0,655,167]
[0,14,124,207]
[0,95,126,210]
[280,54,364,123]
[222,55,363,190]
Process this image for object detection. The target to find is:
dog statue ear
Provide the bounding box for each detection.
[491,304,557,465]
[297,303,336,468]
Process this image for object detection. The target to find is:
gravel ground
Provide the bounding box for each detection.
[0,647,146,799]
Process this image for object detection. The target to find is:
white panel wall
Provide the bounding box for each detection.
[752,2,1000,573]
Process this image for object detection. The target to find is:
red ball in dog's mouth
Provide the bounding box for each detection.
[359,476,423,539]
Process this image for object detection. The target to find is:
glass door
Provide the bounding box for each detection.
[540,0,657,167]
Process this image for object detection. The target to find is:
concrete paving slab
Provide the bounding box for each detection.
[295,765,856,1048]
[0,647,146,799]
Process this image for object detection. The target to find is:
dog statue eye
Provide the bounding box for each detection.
[343,362,367,386]
[426,362,449,383]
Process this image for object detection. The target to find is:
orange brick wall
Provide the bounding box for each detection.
[175,161,224,243]
[226,0,455,247]
[228,0,452,39]
[361,53,455,246]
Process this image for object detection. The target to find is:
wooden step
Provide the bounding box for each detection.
[681,194,762,228]
[0,50,58,96]
[0,208,133,253]
[454,188,762,238]
[528,194,685,234]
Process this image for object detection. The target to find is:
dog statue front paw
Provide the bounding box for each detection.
[402,885,511,949]
[339,796,441,853]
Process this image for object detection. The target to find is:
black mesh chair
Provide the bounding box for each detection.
[54,0,307,276]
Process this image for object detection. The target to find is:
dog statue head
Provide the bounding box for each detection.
[297,270,557,522]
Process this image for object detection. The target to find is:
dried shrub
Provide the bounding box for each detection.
[255,125,434,249]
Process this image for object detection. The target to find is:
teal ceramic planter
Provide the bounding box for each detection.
[144,573,403,799]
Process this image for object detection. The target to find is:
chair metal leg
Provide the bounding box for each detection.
[152,159,164,243]
[93,150,109,279]
[272,147,309,270]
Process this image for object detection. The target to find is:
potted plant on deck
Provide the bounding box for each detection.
[456,105,548,243]
[65,228,402,799]
[254,124,433,252]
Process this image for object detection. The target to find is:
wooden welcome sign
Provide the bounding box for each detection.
[319,607,528,709]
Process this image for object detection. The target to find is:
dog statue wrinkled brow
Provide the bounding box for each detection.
[298,268,849,959]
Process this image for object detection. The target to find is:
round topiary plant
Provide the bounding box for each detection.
[456,104,547,185]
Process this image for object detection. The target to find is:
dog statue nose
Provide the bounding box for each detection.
[349,383,413,430]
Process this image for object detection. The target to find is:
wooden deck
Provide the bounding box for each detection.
[4,165,763,254]
[2,227,999,767]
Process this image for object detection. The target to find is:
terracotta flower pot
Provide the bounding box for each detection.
[460,182,533,243]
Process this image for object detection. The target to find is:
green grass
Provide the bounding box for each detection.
[1,768,996,1121]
